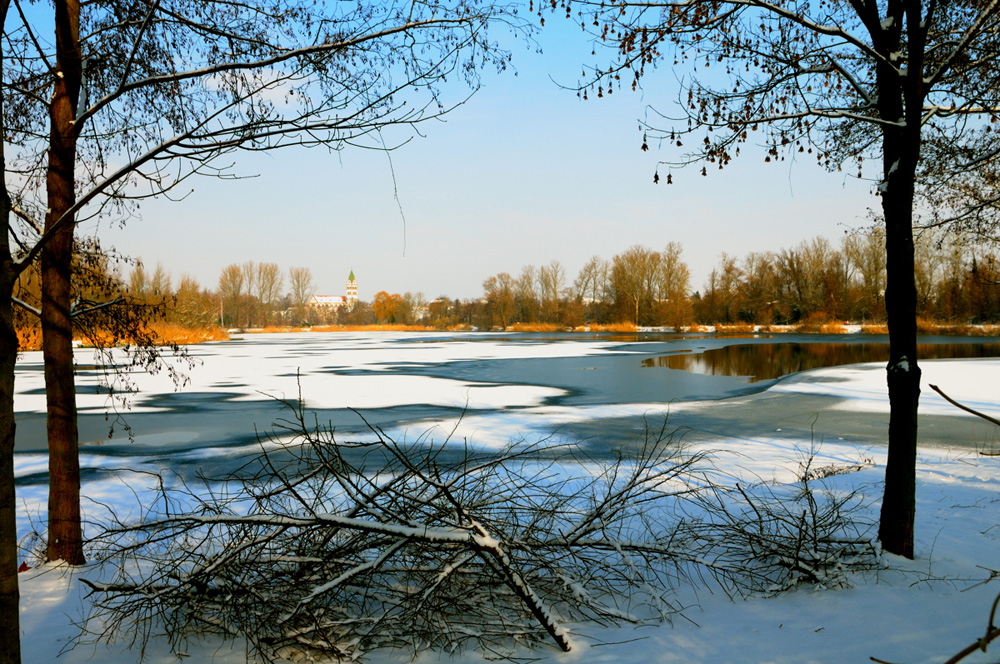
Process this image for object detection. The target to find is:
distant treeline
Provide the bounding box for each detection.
[13,228,1000,346]
[472,228,1000,329]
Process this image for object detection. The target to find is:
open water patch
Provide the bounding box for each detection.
[647,340,1000,382]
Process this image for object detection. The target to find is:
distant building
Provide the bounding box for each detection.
[346,270,358,305]
[309,294,348,308]
[309,271,358,312]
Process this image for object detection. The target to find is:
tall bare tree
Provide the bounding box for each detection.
[256,263,283,327]
[737,252,776,324]
[288,266,315,325]
[170,275,216,329]
[3,3,522,618]
[657,241,691,327]
[845,228,888,321]
[127,262,150,302]
[240,261,258,328]
[610,245,660,325]
[483,272,516,328]
[516,265,539,323]
[538,260,566,323]
[574,255,609,304]
[218,264,246,330]
[565,0,1000,556]
[149,263,171,301]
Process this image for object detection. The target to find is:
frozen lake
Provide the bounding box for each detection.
[13,330,1000,486]
[12,331,1000,664]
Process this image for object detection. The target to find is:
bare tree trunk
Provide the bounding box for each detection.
[42,0,85,565]
[879,176,920,559]
[0,303,20,663]
[0,166,22,664]
[0,0,24,656]
[876,25,923,558]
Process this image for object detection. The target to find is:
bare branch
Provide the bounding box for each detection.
[928,383,1000,428]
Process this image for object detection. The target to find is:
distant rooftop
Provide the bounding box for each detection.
[310,294,346,305]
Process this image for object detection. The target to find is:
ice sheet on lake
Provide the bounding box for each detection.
[14,332,625,414]
[769,358,1000,418]
[12,333,1000,664]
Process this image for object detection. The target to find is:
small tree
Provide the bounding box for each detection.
[372,290,402,324]
[565,0,1000,558]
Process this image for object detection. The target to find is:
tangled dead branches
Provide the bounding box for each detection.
[681,462,880,595]
[79,397,880,662]
[81,400,707,661]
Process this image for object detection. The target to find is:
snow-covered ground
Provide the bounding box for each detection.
[12,333,1000,663]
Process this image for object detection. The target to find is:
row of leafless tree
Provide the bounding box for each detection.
[696,230,1000,325]
[215,262,312,329]
[476,229,1000,328]
[99,225,998,333]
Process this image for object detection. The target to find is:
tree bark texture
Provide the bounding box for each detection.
[875,8,924,559]
[879,169,920,560]
[0,180,22,664]
[0,0,24,655]
[43,0,85,566]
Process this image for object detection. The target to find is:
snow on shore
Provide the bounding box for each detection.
[12,334,1000,663]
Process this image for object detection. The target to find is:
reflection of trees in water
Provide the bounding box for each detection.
[644,343,1000,382]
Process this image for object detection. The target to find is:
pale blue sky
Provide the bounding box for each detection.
[93,13,875,300]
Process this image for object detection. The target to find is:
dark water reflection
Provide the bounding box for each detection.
[645,342,1000,382]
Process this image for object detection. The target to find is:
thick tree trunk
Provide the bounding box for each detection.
[43,0,84,566]
[0,187,21,664]
[878,177,920,559]
[871,5,925,560]
[0,0,24,656]
[876,65,923,559]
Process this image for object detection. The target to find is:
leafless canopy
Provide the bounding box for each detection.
[561,0,1000,230]
[3,0,524,256]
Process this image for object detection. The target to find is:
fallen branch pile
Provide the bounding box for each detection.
[81,399,879,662]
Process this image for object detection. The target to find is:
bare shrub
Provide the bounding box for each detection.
[677,454,880,595]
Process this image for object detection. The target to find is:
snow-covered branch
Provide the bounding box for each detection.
[81,395,878,662]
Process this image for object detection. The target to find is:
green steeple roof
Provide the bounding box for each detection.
[348,270,355,281]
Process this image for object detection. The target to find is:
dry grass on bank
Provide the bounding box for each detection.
[588,322,639,333]
[506,323,565,332]
[17,323,230,352]
[713,322,757,335]
[15,316,1000,353]
[916,318,1000,336]
[245,324,440,334]
[859,319,1000,336]
[146,323,230,345]
[80,323,230,347]
[794,321,849,334]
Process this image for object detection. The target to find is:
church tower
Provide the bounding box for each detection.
[346,270,358,305]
